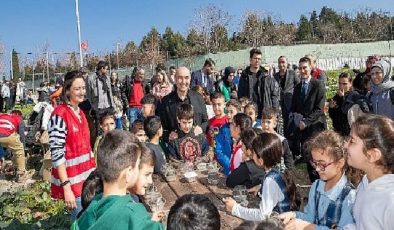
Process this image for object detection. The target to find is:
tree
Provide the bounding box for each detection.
[296,15,313,42]
[190,4,231,53]
[185,29,204,56]
[161,27,187,58]
[210,24,228,52]
[139,27,165,67]
[240,11,264,47]
[11,49,21,81]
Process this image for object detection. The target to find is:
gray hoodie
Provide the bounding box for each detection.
[345,174,394,230]
[370,60,394,119]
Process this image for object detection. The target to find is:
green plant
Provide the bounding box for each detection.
[0,181,70,229]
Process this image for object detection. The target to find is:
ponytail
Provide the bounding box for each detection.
[282,169,300,211]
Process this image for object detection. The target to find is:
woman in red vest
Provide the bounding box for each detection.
[48,70,96,221]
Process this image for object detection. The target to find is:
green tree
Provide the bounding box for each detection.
[161,27,187,58]
[12,49,21,81]
[296,15,312,42]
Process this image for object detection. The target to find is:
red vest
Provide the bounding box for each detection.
[50,104,96,199]
[0,114,22,136]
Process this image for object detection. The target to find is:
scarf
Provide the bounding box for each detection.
[371,60,394,94]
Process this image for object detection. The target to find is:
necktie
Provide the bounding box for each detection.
[301,81,308,102]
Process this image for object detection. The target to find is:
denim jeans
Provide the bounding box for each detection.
[70,196,82,222]
[128,107,142,130]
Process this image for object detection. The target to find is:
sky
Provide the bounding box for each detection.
[0,0,393,74]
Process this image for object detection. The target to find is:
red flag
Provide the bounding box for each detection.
[81,41,88,51]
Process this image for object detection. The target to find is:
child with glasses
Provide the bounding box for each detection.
[280,130,360,229]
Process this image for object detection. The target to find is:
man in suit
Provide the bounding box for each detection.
[191,58,216,94]
[274,56,300,138]
[290,57,326,182]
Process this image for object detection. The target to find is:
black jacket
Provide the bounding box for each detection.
[328,94,350,136]
[158,90,208,141]
[226,160,265,189]
[238,66,280,115]
[274,69,300,116]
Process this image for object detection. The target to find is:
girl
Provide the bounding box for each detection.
[152,70,173,101]
[48,70,96,221]
[280,130,358,229]
[226,128,265,189]
[229,113,252,172]
[344,115,394,230]
[328,73,353,136]
[224,133,299,221]
[244,102,261,129]
[110,72,123,129]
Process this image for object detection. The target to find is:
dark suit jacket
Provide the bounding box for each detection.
[274,69,300,116]
[291,78,326,139]
[191,70,215,94]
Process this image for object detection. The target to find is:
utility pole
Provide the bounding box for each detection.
[116,42,120,70]
[75,0,83,67]
[10,51,13,81]
[46,52,49,83]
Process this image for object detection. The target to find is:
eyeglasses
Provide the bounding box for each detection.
[309,160,336,172]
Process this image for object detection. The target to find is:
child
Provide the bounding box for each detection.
[141,94,157,118]
[131,119,148,142]
[129,145,156,203]
[244,102,261,128]
[224,133,299,221]
[168,104,209,163]
[74,130,163,229]
[226,128,265,188]
[215,99,242,175]
[93,112,116,158]
[229,113,252,172]
[344,115,394,230]
[144,116,167,174]
[328,72,353,136]
[192,85,214,119]
[239,97,250,110]
[207,92,228,147]
[261,108,294,170]
[167,194,220,230]
[80,170,103,212]
[280,130,357,229]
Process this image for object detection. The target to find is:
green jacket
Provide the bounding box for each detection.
[71,194,163,230]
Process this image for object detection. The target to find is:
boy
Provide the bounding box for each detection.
[144,116,167,174]
[74,130,163,229]
[206,92,227,147]
[131,119,148,142]
[261,107,294,170]
[167,194,220,230]
[215,99,242,175]
[168,104,209,163]
[141,94,157,118]
[93,112,116,157]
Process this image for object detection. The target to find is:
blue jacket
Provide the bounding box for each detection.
[214,123,232,175]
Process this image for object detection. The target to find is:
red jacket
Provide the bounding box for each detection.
[50,104,96,199]
[0,113,22,136]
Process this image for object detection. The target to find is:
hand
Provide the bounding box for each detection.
[151,211,165,222]
[194,126,203,136]
[285,219,314,230]
[63,185,76,210]
[279,212,296,225]
[329,99,337,108]
[299,121,306,131]
[247,184,261,196]
[223,197,236,213]
[337,88,345,97]
[169,131,178,141]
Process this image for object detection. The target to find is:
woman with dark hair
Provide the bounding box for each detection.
[216,66,237,102]
[48,70,96,221]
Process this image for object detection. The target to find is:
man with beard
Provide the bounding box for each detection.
[191,58,216,94]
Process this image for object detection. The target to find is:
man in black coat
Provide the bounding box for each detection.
[274,56,300,138]
[238,48,280,116]
[290,57,326,182]
[158,67,208,142]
